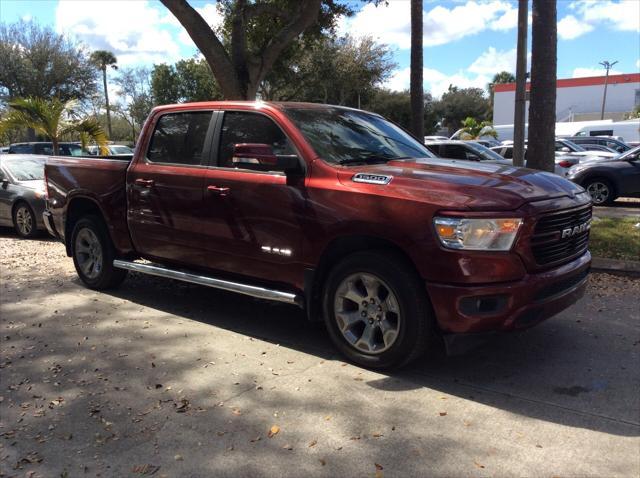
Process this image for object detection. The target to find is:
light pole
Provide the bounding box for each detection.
[599,60,618,120]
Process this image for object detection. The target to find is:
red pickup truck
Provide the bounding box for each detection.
[44,101,591,368]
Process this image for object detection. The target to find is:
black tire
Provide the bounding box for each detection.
[583,177,616,206]
[71,215,127,290]
[322,250,434,369]
[12,201,38,239]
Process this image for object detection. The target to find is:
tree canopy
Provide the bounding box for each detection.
[434,86,491,134]
[0,20,96,102]
[160,0,374,100]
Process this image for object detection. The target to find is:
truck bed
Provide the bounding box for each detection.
[45,156,133,253]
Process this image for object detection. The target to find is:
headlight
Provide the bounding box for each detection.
[434,217,522,251]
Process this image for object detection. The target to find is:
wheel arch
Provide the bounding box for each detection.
[304,234,422,322]
[580,174,618,200]
[64,196,109,256]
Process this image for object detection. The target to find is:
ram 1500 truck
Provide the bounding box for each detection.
[44,102,592,369]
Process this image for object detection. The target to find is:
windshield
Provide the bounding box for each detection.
[556,140,586,152]
[465,142,508,161]
[3,158,44,181]
[283,107,435,164]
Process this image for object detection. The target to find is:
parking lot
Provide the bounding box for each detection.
[1,230,639,477]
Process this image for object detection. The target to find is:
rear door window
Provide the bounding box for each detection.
[147,112,213,166]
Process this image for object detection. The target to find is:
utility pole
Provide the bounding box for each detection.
[513,0,528,167]
[599,60,618,120]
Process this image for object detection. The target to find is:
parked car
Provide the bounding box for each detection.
[0,155,47,238]
[425,140,511,165]
[471,138,501,148]
[489,145,579,176]
[44,102,591,369]
[424,135,449,142]
[566,146,640,205]
[8,142,84,156]
[0,146,9,153]
[86,144,134,156]
[554,138,618,159]
[565,136,631,154]
[579,144,620,154]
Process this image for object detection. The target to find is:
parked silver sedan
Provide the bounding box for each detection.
[0,155,47,238]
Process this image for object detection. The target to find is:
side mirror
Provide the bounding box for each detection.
[232,143,302,174]
[232,143,278,167]
[560,146,571,153]
[1,179,8,189]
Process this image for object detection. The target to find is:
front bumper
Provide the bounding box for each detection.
[426,251,591,336]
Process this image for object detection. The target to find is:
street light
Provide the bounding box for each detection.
[599,60,618,120]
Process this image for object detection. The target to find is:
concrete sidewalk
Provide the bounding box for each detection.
[1,235,639,477]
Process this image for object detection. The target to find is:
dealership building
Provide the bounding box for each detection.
[493,73,640,125]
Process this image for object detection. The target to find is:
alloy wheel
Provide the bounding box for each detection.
[15,206,33,236]
[75,228,104,280]
[333,272,401,354]
[586,182,610,204]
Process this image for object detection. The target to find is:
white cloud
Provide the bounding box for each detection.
[55,0,188,66]
[572,67,623,78]
[557,15,594,40]
[636,59,640,69]
[570,0,640,32]
[384,45,532,98]
[338,0,518,49]
[175,4,224,47]
[468,47,516,75]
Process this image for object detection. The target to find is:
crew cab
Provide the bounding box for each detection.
[44,102,592,369]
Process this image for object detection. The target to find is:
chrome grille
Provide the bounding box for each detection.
[531,205,592,266]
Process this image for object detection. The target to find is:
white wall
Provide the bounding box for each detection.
[493,79,639,125]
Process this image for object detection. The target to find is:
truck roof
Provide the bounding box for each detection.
[150,101,369,115]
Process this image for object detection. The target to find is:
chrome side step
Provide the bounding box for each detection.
[113,259,302,306]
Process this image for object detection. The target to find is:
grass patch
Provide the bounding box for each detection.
[589,217,640,261]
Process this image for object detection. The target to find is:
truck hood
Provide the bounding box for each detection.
[336,158,585,211]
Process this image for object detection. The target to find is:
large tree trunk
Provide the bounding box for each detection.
[102,67,112,139]
[410,0,424,139]
[160,0,321,100]
[512,0,528,167]
[527,0,557,172]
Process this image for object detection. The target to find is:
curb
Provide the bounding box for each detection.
[591,257,640,277]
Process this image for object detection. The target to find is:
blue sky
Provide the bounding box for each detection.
[1,0,639,98]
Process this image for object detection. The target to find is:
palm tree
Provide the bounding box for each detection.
[459,117,498,140]
[0,97,108,155]
[90,50,118,139]
[527,0,557,172]
[410,0,424,138]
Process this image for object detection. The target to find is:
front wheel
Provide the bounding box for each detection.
[13,202,38,239]
[71,216,127,290]
[323,250,434,369]
[584,178,615,205]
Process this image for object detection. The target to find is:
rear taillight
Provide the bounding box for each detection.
[558,160,574,168]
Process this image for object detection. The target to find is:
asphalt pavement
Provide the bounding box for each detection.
[0,232,639,477]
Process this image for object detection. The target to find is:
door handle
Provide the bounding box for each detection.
[207,185,231,196]
[135,179,154,187]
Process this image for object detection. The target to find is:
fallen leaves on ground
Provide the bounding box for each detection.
[131,464,160,475]
[308,439,317,447]
[439,412,447,416]
[268,425,280,438]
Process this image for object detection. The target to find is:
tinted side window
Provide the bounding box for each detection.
[218,112,295,169]
[9,144,32,154]
[424,144,440,156]
[442,145,468,160]
[147,112,212,165]
[503,147,513,159]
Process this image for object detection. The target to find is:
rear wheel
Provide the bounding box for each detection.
[12,202,38,239]
[584,178,615,205]
[323,250,433,369]
[71,215,127,289]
